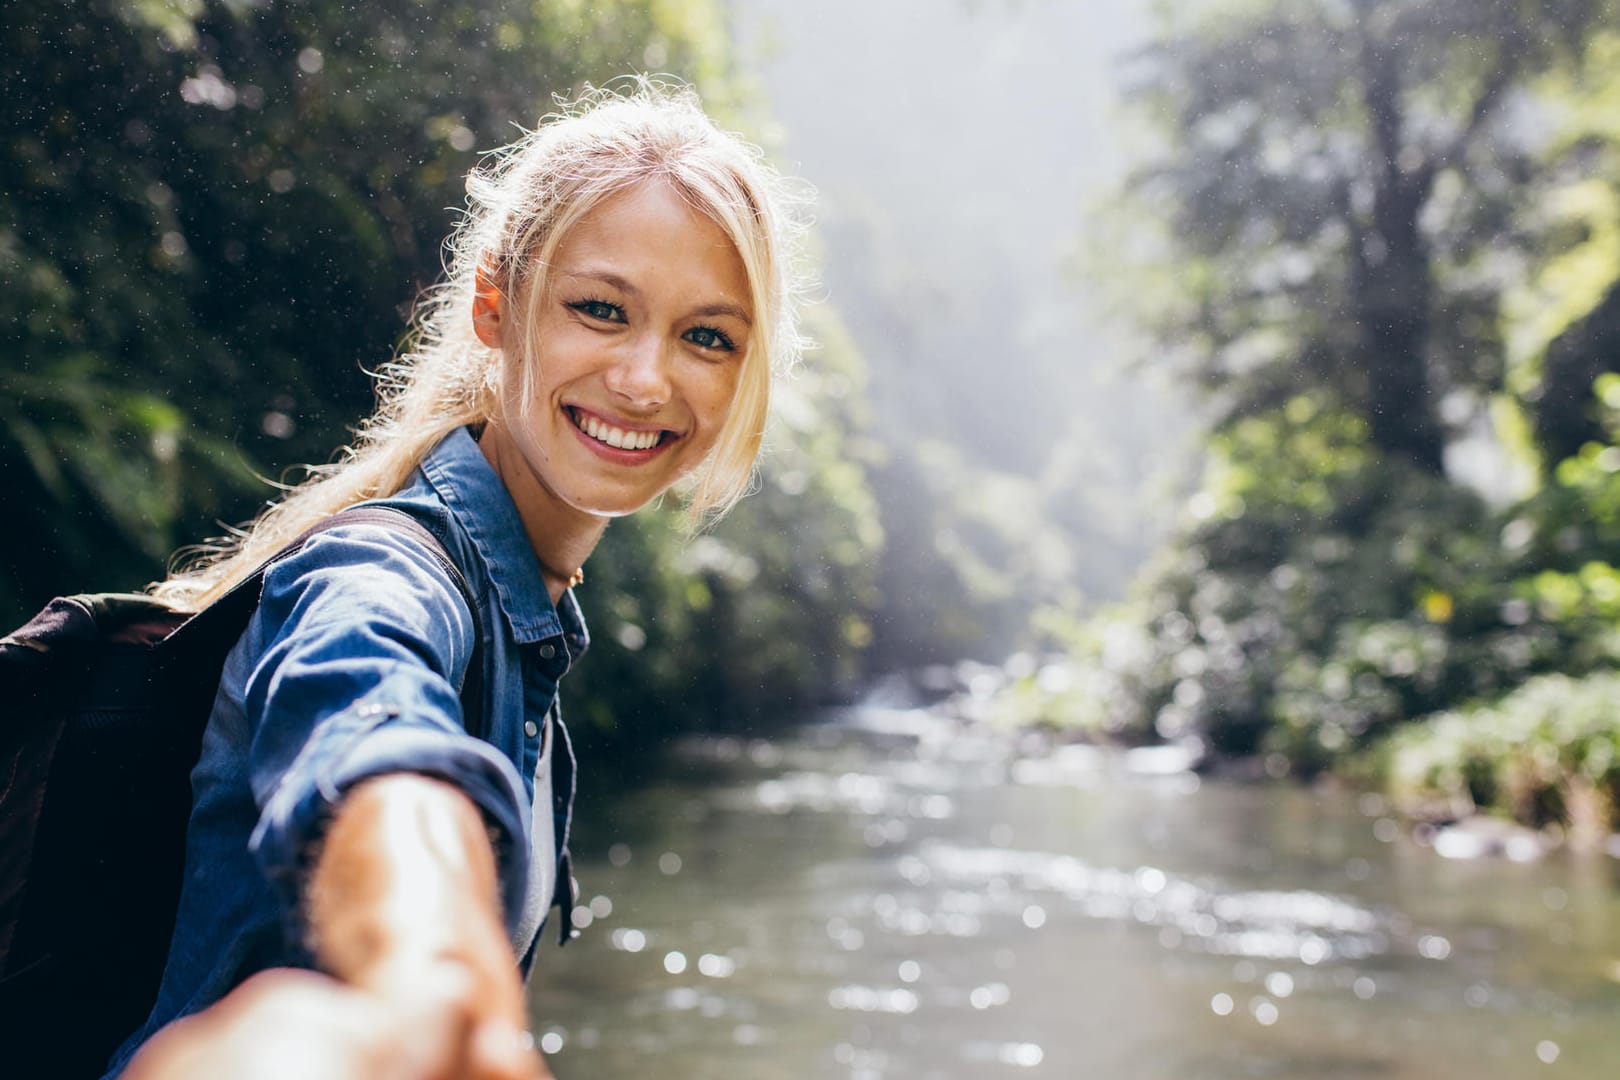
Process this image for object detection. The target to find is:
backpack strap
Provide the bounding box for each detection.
[179,506,485,722]
[296,508,485,721]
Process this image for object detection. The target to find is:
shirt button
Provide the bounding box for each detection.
[538,643,556,659]
[524,719,540,738]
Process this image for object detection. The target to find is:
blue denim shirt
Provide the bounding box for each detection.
[105,426,585,1077]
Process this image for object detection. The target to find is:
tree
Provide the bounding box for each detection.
[1505,23,1620,468]
[1113,0,1611,474]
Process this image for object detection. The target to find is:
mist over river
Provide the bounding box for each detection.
[528,706,1620,1079]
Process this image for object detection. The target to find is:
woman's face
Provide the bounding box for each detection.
[490,180,754,519]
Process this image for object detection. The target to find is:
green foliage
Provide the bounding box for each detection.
[1367,672,1620,839]
[1200,395,1372,519]
[1504,27,1620,468]
[1500,375,1620,615]
[1071,374,1620,779]
[0,359,261,616]
[1325,379,1620,826]
[981,611,1164,741]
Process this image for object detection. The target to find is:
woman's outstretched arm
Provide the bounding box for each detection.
[124,775,548,1080]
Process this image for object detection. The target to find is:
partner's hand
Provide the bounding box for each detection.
[307,773,549,1080]
[363,953,548,1080]
[122,967,546,1080]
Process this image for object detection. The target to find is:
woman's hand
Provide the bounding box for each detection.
[305,773,549,1080]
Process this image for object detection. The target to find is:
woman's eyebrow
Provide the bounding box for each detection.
[691,301,754,326]
[563,268,753,325]
[562,269,640,295]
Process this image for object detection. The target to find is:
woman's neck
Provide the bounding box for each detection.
[477,423,608,604]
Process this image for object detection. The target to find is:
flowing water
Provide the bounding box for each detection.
[528,707,1620,1079]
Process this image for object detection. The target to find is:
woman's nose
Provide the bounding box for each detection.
[604,334,673,409]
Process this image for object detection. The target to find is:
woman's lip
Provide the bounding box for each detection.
[567,404,667,435]
[565,405,678,460]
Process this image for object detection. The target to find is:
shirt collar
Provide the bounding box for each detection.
[419,426,590,653]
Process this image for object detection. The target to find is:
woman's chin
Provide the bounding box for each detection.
[557,487,669,520]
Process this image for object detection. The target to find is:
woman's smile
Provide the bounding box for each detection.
[566,405,675,455]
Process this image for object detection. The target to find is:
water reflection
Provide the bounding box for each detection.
[915,841,1401,965]
[530,712,1620,1078]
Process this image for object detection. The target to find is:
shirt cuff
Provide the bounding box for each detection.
[250,703,533,946]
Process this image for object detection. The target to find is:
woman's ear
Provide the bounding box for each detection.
[472,264,504,349]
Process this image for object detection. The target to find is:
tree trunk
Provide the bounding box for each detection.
[1352,181,1446,475]
[1351,34,1447,475]
[1535,282,1620,467]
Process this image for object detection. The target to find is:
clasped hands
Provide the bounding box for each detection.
[125,775,550,1080]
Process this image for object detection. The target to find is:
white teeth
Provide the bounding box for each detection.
[573,411,659,451]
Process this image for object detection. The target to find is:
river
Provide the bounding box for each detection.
[528,705,1620,1079]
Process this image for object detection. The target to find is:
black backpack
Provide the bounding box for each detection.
[0,506,481,1079]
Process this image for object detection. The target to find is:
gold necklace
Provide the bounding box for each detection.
[542,563,583,591]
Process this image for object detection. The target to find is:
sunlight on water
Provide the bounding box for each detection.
[920,842,1392,963]
[828,985,920,1014]
[531,719,1620,1079]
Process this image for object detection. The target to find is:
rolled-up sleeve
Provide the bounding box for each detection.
[242,524,531,939]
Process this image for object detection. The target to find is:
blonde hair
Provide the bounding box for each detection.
[155,78,807,611]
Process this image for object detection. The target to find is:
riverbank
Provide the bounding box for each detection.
[888,658,1620,862]
[1351,671,1620,856]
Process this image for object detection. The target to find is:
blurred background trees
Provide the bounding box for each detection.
[1112,0,1608,476]
[1018,0,1620,835]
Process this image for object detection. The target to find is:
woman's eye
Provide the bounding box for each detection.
[685,326,736,351]
[570,299,623,322]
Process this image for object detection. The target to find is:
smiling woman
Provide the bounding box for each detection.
[61,78,813,1080]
